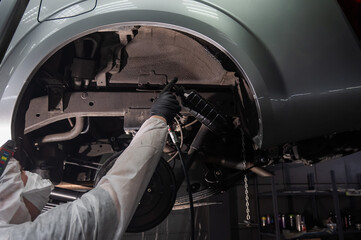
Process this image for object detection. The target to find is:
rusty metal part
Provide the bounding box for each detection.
[25,91,233,134]
[25,92,156,133]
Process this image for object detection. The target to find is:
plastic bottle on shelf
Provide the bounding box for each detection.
[347,212,353,230]
[289,214,296,231]
[296,214,302,232]
[280,214,286,230]
[300,220,307,232]
[326,211,337,232]
[261,216,267,228]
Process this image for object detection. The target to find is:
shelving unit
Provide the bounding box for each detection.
[255,170,361,240]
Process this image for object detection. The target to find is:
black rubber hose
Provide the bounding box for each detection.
[175,143,195,240]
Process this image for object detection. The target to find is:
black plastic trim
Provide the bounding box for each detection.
[0,0,29,64]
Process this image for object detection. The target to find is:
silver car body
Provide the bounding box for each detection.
[1,0,361,149]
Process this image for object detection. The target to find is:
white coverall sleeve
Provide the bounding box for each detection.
[0,159,31,224]
[0,117,168,240]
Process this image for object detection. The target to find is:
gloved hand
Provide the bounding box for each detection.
[151,92,181,124]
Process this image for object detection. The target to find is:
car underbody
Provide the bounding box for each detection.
[15,26,253,182]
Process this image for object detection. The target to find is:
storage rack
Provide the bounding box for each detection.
[255,170,361,240]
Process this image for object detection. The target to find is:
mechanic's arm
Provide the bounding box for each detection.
[0,93,180,240]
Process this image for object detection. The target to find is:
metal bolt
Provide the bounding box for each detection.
[147,188,152,193]
[215,171,221,176]
[260,157,268,163]
[81,92,88,99]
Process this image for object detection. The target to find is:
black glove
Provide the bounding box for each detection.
[151,92,181,124]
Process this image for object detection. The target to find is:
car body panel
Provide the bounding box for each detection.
[38,0,96,22]
[1,0,361,149]
[0,0,29,63]
[199,0,361,146]
[0,0,266,146]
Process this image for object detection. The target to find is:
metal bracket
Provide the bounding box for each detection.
[48,85,64,112]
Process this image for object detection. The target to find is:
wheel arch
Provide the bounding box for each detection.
[0,3,285,148]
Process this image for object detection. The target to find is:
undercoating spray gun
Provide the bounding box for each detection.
[161,77,229,186]
[161,77,228,240]
[162,77,227,136]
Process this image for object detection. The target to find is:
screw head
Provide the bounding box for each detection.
[81,92,88,99]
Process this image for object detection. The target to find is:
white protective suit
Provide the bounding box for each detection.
[0,117,168,239]
[0,159,53,224]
